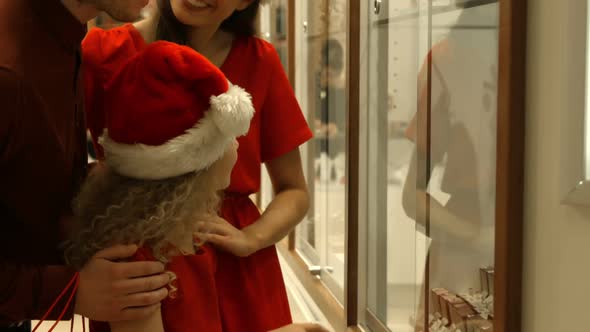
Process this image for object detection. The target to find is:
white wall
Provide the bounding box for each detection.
[523,0,590,331]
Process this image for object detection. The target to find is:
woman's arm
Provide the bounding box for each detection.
[200,148,310,257]
[243,147,309,250]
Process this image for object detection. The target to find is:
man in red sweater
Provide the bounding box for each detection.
[0,1,170,330]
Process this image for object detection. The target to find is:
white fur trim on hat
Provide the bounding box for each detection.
[99,84,254,180]
[210,84,254,137]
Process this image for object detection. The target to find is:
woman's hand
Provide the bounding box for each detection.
[195,214,261,257]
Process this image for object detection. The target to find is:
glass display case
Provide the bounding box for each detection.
[361,0,524,331]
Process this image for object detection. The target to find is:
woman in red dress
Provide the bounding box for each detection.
[82,1,312,331]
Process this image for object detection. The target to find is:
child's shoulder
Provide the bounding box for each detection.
[82,24,146,74]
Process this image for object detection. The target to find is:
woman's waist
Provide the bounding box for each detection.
[223,190,255,198]
[222,191,259,206]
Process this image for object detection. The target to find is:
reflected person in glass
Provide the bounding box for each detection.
[314,38,347,183]
[401,4,498,330]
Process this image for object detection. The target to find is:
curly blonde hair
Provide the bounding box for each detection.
[63,163,220,269]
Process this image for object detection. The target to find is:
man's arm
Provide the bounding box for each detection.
[0,68,81,324]
[0,264,78,324]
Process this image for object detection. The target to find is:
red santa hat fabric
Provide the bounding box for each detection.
[98,41,254,180]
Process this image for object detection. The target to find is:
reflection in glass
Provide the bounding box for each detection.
[365,2,498,331]
[316,37,347,294]
[295,0,348,302]
[366,1,424,328]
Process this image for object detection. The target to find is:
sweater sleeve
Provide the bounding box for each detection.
[0,68,78,324]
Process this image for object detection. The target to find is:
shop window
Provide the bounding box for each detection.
[363,1,499,330]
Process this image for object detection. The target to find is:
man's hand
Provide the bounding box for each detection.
[270,323,330,332]
[75,245,170,322]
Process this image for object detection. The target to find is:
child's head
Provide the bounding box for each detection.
[65,163,219,268]
[65,41,253,267]
[155,0,261,44]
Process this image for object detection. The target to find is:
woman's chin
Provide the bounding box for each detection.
[170,0,212,28]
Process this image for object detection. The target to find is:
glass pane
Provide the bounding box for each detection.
[259,0,290,210]
[322,0,347,299]
[296,0,319,261]
[366,0,425,329]
[295,0,348,302]
[425,3,498,331]
[365,1,499,331]
[259,0,289,69]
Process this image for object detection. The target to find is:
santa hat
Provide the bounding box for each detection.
[98,41,254,180]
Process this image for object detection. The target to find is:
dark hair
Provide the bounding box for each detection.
[156,0,260,45]
[321,38,344,73]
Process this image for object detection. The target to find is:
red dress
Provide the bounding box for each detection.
[82,24,313,332]
[87,244,222,332]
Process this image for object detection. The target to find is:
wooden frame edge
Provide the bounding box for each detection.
[277,242,347,331]
[494,0,527,331]
[345,0,361,328]
[365,309,390,332]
